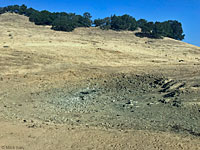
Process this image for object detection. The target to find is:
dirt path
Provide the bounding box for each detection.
[0,121,200,150]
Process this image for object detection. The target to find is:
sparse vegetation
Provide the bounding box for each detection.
[0,4,185,40]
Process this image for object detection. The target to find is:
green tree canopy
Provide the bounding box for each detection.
[137,19,148,28]
[0,4,185,39]
[93,17,111,30]
[51,16,76,32]
[110,14,137,31]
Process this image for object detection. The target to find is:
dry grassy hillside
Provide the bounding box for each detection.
[0,13,200,150]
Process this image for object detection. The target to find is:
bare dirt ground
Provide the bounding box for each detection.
[0,13,200,150]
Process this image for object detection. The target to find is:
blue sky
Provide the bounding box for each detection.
[1,0,199,46]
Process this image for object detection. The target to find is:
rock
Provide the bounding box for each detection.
[126,100,136,106]
[126,100,131,105]
[163,91,176,98]
[147,102,154,106]
[172,100,181,107]
[158,98,171,104]
[27,124,36,128]
[79,96,84,100]
[18,104,22,107]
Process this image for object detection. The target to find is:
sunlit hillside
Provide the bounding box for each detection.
[0,13,200,150]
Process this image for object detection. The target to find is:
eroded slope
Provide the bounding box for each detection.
[0,13,200,149]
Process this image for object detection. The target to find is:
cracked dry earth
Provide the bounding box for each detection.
[0,13,200,150]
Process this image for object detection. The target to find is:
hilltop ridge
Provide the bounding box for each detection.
[0,13,199,75]
[1,4,185,40]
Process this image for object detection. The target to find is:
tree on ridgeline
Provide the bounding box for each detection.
[0,7,4,14]
[137,19,148,29]
[167,20,185,40]
[93,17,111,30]
[24,7,37,17]
[138,20,185,40]
[51,16,76,32]
[0,4,185,40]
[94,14,137,31]
[19,4,27,15]
[93,18,105,27]
[29,10,54,25]
[141,22,154,34]
[29,11,42,25]
[151,22,163,38]
[110,14,137,31]
[0,4,29,15]
[82,12,92,27]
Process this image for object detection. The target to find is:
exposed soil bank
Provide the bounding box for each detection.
[2,73,200,137]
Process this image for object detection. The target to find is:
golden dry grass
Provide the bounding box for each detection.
[0,13,200,150]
